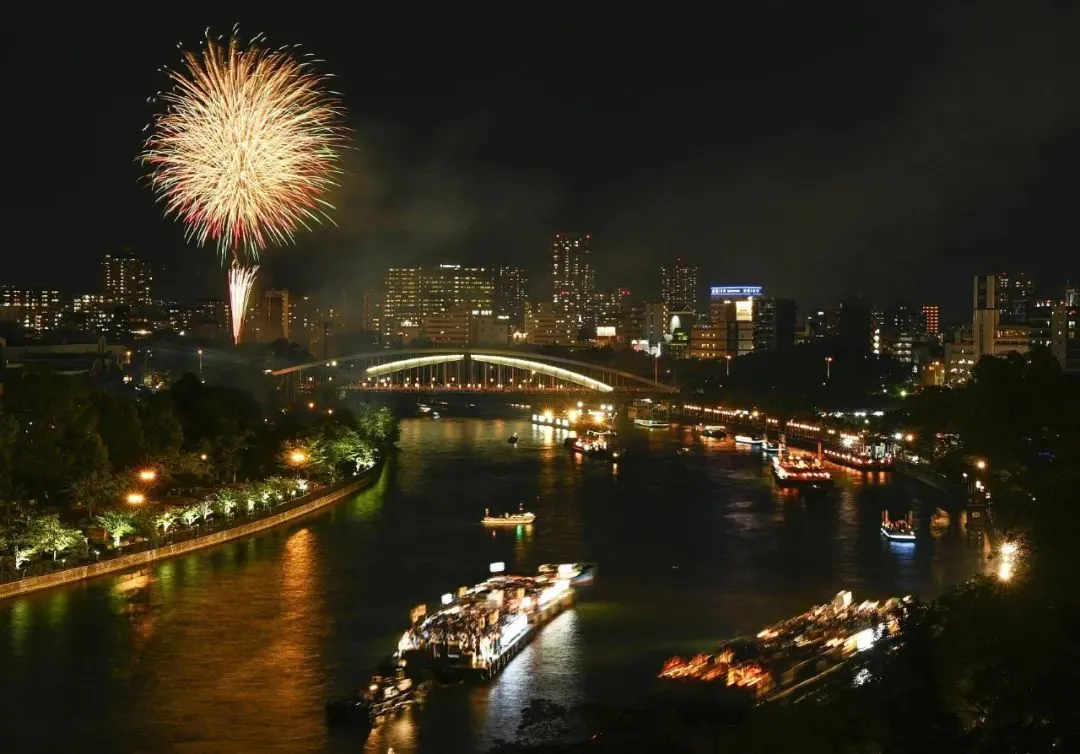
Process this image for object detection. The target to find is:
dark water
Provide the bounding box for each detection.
[0,418,990,754]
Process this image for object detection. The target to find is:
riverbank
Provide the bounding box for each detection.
[0,461,385,602]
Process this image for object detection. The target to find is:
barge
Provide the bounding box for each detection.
[396,562,584,683]
[881,511,916,544]
[326,660,427,727]
[659,591,906,702]
[823,448,895,471]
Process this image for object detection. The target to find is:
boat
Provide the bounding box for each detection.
[658,591,907,701]
[569,430,622,461]
[539,562,597,586]
[431,411,440,420]
[823,448,895,471]
[507,433,519,445]
[482,506,536,526]
[396,563,582,683]
[881,511,916,543]
[696,424,727,439]
[734,434,763,447]
[417,403,432,415]
[634,418,670,429]
[771,453,834,489]
[326,660,427,726]
[761,440,780,454]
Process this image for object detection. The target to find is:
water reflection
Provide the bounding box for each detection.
[0,417,993,754]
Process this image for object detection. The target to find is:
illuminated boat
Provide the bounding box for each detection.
[734,434,763,447]
[396,563,581,682]
[881,512,916,544]
[539,562,597,586]
[326,660,427,726]
[634,418,670,428]
[823,448,894,471]
[507,433,518,445]
[569,430,622,461]
[481,507,536,526]
[761,440,780,454]
[771,454,833,489]
[696,424,727,438]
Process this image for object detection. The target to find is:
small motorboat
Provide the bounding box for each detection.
[431,411,440,419]
[881,511,916,544]
[482,506,536,526]
[507,433,519,445]
[326,661,425,726]
[734,434,763,447]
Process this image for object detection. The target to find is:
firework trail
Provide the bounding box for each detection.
[142,29,347,342]
[228,263,260,344]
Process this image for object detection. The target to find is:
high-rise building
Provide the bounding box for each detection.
[524,302,575,346]
[421,264,495,318]
[0,287,62,333]
[996,272,1035,324]
[360,292,377,332]
[706,286,760,357]
[1027,299,1054,349]
[834,296,872,352]
[261,289,290,342]
[551,233,595,324]
[921,305,941,336]
[594,287,632,327]
[660,259,698,313]
[1051,302,1079,375]
[103,250,153,306]
[494,266,528,327]
[381,267,423,334]
[973,274,999,363]
[753,298,797,351]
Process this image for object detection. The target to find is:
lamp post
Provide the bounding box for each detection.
[825,356,834,380]
[725,354,732,377]
[197,349,203,381]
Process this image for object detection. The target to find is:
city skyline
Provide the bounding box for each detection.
[6,4,1080,314]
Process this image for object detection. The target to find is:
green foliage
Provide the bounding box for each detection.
[95,509,136,549]
[69,471,125,519]
[26,514,83,561]
[140,393,184,457]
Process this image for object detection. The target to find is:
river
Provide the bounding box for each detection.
[0,418,991,753]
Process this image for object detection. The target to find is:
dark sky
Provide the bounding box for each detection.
[6,2,1080,320]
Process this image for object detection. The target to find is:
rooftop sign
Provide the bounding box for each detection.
[710,286,763,297]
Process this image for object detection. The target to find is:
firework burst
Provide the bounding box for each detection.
[142,29,347,260]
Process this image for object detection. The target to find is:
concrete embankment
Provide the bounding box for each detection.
[0,465,383,602]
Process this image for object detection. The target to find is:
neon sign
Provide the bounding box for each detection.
[710,286,762,297]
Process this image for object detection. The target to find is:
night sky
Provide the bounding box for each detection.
[6,2,1080,319]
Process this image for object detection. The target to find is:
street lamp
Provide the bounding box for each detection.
[126,493,145,505]
[289,450,308,466]
[725,354,732,376]
[138,469,157,482]
[825,356,834,380]
[975,459,987,471]
[197,349,204,380]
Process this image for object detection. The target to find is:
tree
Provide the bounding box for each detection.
[94,392,145,470]
[194,499,213,523]
[140,393,184,457]
[95,509,136,549]
[213,431,252,483]
[280,436,327,479]
[180,506,200,528]
[0,413,19,502]
[153,508,178,536]
[213,491,238,518]
[27,514,82,561]
[69,471,124,519]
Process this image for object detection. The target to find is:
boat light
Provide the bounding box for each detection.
[441,593,453,605]
[489,561,506,574]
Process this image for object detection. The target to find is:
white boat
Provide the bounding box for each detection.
[734,434,763,446]
[634,418,670,428]
[482,508,536,526]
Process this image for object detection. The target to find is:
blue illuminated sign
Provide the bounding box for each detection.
[710,286,763,297]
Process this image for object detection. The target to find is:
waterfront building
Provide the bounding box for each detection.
[707,286,760,357]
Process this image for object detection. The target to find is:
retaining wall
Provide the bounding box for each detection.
[0,466,381,602]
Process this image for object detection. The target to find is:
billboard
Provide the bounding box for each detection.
[710,286,762,297]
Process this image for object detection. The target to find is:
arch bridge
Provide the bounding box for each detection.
[270,348,677,396]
